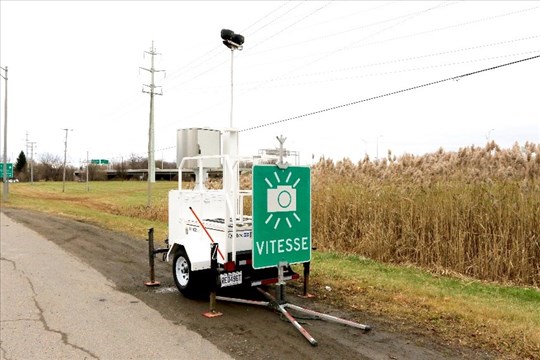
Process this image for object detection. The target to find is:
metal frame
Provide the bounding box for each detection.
[216,262,371,346]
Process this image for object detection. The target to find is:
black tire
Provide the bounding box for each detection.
[172,249,211,299]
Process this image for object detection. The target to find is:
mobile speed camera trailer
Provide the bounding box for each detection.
[145,128,371,346]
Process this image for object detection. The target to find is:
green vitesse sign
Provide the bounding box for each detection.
[252,165,311,269]
[0,163,13,179]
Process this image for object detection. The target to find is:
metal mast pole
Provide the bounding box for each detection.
[230,49,234,128]
[1,66,8,200]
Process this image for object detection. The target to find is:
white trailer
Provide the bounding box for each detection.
[166,129,298,298]
[143,128,371,346]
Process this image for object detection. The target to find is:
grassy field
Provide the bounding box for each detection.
[2,180,539,359]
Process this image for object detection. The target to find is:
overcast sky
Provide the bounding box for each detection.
[1,1,539,167]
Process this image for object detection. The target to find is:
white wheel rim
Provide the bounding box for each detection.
[175,256,189,287]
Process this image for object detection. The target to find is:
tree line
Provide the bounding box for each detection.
[11,151,176,182]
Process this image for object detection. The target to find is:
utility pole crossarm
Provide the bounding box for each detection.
[142,84,163,95]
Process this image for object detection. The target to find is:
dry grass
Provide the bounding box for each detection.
[311,141,540,287]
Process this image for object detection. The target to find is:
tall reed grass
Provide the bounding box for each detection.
[311,141,539,286]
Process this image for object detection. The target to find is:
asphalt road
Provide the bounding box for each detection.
[0,212,233,360]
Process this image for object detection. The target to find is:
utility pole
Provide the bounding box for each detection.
[62,128,73,193]
[25,131,29,161]
[86,150,89,192]
[1,66,8,201]
[29,141,36,184]
[140,40,164,206]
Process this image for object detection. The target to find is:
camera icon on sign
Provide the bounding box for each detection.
[267,185,296,213]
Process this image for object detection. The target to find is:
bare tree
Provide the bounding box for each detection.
[127,153,147,169]
[36,153,63,181]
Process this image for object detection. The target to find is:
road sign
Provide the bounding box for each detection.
[252,165,311,269]
[91,159,109,165]
[0,163,13,179]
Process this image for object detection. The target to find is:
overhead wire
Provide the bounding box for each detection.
[164,2,303,87]
[143,53,540,157]
[238,50,540,91]
[158,2,335,132]
[160,2,420,130]
[277,35,540,81]
[246,1,331,52]
[98,2,300,134]
[158,36,540,95]
[244,2,305,39]
[244,1,457,59]
[117,3,540,158]
[239,54,540,133]
[235,1,456,104]
[239,4,538,94]
[112,2,307,159]
[349,5,540,51]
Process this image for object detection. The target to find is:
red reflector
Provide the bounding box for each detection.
[224,261,236,272]
[261,278,277,285]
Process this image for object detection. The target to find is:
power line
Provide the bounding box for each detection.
[239,55,540,133]
[240,35,540,86]
[239,50,540,91]
[94,5,297,132]
[246,2,330,52]
[348,5,540,52]
[234,2,454,109]
[241,2,293,34]
[244,1,457,59]
[163,3,301,87]
[139,53,540,156]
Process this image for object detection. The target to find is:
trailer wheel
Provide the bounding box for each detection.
[172,249,210,299]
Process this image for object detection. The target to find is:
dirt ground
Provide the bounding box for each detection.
[2,208,496,359]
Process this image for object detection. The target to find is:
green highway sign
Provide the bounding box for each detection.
[252,165,311,269]
[0,163,13,179]
[91,159,109,165]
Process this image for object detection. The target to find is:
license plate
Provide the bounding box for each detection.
[220,271,242,288]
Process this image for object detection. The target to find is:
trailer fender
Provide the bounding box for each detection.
[166,243,183,262]
[166,242,211,271]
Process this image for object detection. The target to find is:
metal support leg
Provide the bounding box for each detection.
[257,288,318,346]
[214,264,371,346]
[299,261,315,298]
[284,303,371,331]
[144,228,160,287]
[276,261,287,302]
[203,243,223,318]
